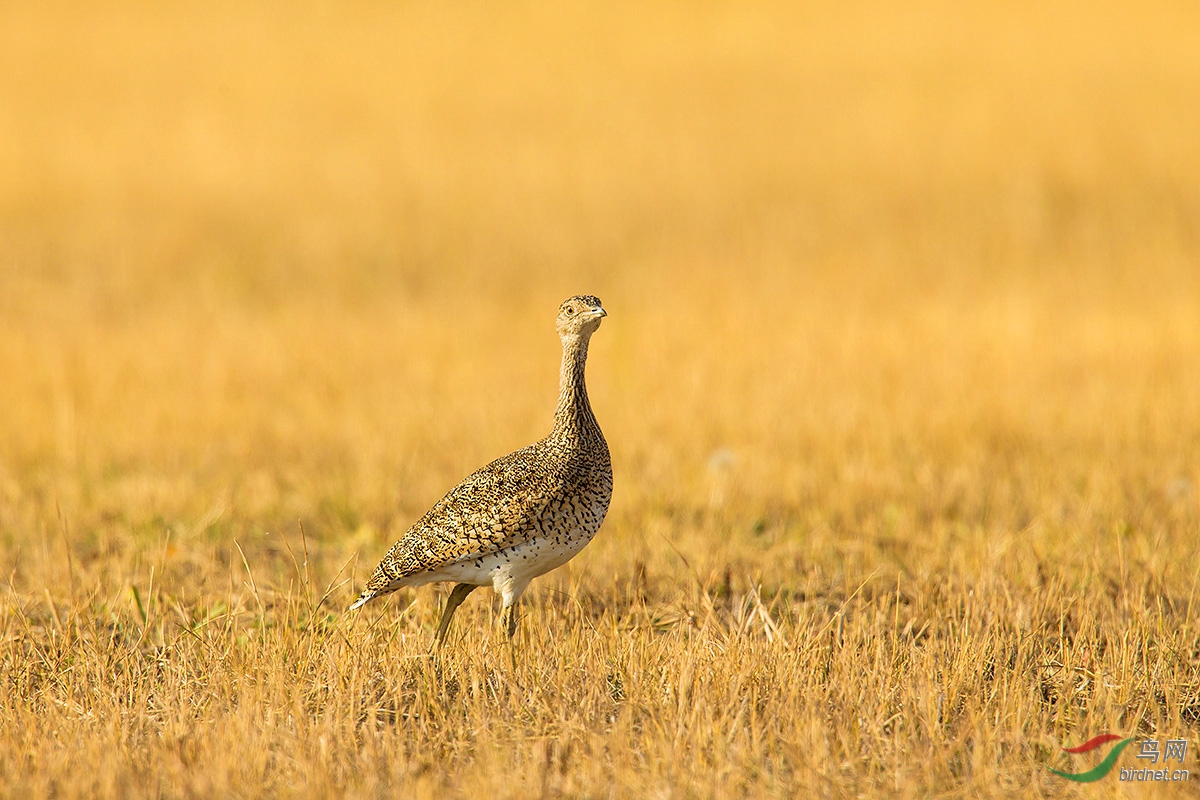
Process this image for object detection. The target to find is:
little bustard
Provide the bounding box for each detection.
[349,295,613,644]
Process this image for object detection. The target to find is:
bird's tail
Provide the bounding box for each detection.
[347,589,375,611]
[348,551,408,612]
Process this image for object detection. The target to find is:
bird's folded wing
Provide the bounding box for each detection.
[388,445,566,575]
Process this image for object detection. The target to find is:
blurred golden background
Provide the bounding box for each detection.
[1,1,1198,796]
[3,0,1197,529]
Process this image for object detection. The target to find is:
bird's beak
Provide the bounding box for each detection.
[594,306,607,318]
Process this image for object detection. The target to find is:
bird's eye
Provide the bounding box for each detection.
[565,307,576,316]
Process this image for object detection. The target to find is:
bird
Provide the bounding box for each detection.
[349,295,613,646]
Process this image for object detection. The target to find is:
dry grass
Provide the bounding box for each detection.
[2,1,1199,797]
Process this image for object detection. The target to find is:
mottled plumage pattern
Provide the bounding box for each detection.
[349,296,612,641]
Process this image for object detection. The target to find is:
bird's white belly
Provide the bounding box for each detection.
[421,517,603,599]
[434,531,591,584]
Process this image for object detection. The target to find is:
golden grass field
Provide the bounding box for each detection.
[1,1,1199,797]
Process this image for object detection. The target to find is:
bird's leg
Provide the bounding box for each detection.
[499,599,520,671]
[434,583,478,647]
[500,600,520,640]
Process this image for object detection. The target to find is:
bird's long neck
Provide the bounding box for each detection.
[552,334,603,448]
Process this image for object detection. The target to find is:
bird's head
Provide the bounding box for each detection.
[556,295,607,340]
